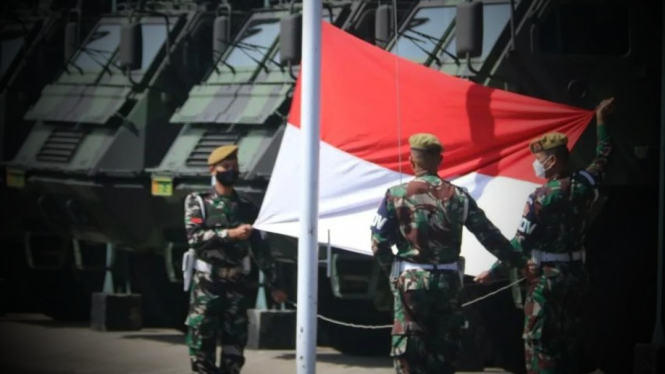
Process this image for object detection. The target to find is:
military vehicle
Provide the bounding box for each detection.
[0,0,108,316]
[2,0,267,323]
[3,0,661,373]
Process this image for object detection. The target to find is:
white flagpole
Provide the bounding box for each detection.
[297,0,322,373]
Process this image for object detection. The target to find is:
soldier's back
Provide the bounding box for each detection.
[390,174,469,264]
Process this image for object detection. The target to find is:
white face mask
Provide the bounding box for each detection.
[532,156,553,178]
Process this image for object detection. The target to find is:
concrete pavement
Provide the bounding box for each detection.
[0,314,512,374]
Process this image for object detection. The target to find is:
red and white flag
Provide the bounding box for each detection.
[254,22,594,275]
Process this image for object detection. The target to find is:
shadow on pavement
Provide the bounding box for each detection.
[274,352,393,368]
[122,333,186,346]
[0,365,75,374]
[1,315,88,329]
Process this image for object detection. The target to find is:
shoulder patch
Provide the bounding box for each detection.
[517,193,539,236]
[371,195,394,234]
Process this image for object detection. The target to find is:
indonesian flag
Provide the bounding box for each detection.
[254,22,594,276]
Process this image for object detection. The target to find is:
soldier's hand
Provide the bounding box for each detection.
[521,260,537,283]
[271,289,287,304]
[473,271,491,284]
[236,224,253,240]
[595,97,615,124]
[228,224,253,240]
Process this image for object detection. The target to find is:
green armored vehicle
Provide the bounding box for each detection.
[1,0,106,242]
[4,0,258,323]
[0,0,108,316]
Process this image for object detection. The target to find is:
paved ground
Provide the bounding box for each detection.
[0,314,513,374]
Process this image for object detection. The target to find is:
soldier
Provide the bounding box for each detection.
[184,144,287,374]
[371,133,527,374]
[475,98,615,374]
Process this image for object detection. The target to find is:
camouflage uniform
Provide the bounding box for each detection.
[489,125,612,374]
[184,188,279,374]
[371,134,526,374]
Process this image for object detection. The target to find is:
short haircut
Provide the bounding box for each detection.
[411,149,441,171]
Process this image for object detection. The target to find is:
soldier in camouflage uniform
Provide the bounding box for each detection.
[184,145,287,374]
[475,98,615,374]
[371,133,527,374]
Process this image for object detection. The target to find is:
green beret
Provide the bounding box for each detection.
[409,133,443,153]
[529,132,568,153]
[208,145,238,165]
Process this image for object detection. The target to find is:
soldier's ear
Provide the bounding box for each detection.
[209,165,216,174]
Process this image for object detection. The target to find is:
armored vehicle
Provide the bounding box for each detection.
[3,0,259,323]
[1,0,108,317]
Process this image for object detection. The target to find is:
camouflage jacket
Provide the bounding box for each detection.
[184,188,280,289]
[490,124,612,276]
[371,174,526,276]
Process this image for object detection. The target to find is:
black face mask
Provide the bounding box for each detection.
[215,169,239,186]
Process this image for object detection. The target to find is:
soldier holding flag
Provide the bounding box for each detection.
[475,98,616,374]
[183,145,287,374]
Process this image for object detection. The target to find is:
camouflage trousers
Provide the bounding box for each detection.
[185,270,250,374]
[391,268,464,374]
[523,263,588,374]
